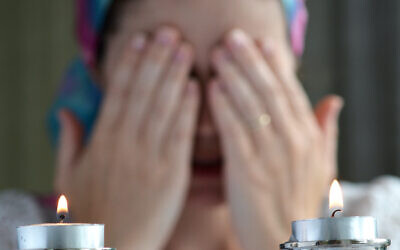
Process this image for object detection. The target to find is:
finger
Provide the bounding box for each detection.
[208,79,256,175]
[314,95,344,179]
[259,38,317,131]
[165,80,200,171]
[145,43,194,154]
[97,33,147,131]
[55,109,84,190]
[103,32,146,84]
[125,27,180,135]
[224,29,295,136]
[211,48,275,150]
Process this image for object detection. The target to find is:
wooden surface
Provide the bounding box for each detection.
[0,0,399,193]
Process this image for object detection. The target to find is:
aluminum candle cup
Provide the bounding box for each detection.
[280,216,391,249]
[17,223,115,250]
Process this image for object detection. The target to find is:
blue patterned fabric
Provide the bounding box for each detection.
[48,59,102,146]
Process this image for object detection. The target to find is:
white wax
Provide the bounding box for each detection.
[17,223,104,249]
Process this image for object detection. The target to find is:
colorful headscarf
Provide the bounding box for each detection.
[48,0,308,145]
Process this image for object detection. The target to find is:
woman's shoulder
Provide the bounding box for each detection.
[0,190,54,249]
[342,175,400,248]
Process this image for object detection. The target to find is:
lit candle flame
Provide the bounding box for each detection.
[57,194,68,215]
[329,179,344,217]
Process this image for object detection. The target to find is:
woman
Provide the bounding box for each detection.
[1,0,399,249]
[54,0,338,248]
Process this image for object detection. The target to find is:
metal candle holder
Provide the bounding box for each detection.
[17,223,115,250]
[280,216,391,249]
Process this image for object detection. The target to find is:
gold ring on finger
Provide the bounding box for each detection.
[258,113,271,127]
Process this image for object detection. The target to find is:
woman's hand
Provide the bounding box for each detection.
[55,27,199,250]
[210,29,343,249]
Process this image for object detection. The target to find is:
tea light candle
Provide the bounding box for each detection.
[17,195,115,250]
[280,180,391,249]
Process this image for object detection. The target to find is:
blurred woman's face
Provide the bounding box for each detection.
[103,0,293,203]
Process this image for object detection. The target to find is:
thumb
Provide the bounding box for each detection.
[55,109,84,190]
[314,95,344,179]
[314,95,344,133]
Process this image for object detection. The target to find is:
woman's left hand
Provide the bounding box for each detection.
[209,29,343,249]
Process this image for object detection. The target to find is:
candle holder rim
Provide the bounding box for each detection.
[17,223,104,229]
[291,215,375,225]
[280,238,391,249]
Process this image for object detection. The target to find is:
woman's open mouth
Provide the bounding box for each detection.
[192,158,223,178]
[189,158,224,203]
[191,131,223,181]
[188,124,225,202]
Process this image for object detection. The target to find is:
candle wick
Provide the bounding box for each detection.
[331,209,343,218]
[59,214,66,223]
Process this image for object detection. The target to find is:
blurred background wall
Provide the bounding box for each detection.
[0,1,76,193]
[0,0,399,193]
[302,0,400,182]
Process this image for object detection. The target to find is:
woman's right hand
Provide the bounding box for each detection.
[55,27,199,250]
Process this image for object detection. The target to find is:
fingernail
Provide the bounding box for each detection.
[334,96,344,111]
[227,29,247,49]
[331,97,344,120]
[131,34,146,51]
[156,27,178,45]
[174,44,191,63]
